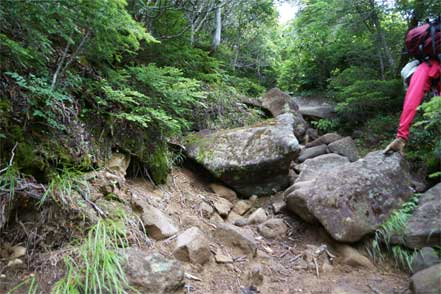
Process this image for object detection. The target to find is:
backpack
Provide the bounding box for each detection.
[405,16,441,61]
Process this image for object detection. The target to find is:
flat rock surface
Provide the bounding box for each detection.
[185,115,301,196]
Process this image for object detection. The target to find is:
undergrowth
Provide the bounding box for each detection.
[40,167,89,206]
[367,194,421,270]
[52,215,133,294]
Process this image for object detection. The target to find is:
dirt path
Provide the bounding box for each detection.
[127,168,409,294]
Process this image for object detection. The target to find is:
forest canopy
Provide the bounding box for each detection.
[1,0,440,181]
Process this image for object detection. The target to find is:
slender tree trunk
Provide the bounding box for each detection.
[211,6,222,52]
[190,22,195,46]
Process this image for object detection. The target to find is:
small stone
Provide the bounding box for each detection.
[135,202,178,240]
[122,249,184,294]
[200,202,214,218]
[234,218,248,227]
[249,195,258,204]
[227,211,246,225]
[214,249,233,264]
[213,224,257,256]
[272,200,286,214]
[336,244,374,269]
[7,258,23,268]
[247,263,264,286]
[209,183,237,203]
[257,219,287,239]
[209,213,224,224]
[173,227,210,265]
[232,200,252,215]
[247,208,268,225]
[212,197,233,217]
[10,246,26,259]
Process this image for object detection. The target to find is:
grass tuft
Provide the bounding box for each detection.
[52,215,134,294]
[367,194,421,270]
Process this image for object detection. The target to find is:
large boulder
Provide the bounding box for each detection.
[292,96,336,119]
[328,137,360,162]
[403,183,441,249]
[122,249,184,294]
[410,263,441,294]
[261,88,299,116]
[286,154,349,222]
[185,115,301,196]
[285,151,414,242]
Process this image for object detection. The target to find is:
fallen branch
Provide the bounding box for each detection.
[0,142,18,175]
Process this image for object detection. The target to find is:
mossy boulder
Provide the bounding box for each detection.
[185,115,301,197]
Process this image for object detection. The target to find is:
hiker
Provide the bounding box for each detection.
[384,17,441,155]
[384,59,441,155]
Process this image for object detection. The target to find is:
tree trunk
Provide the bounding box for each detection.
[211,6,222,52]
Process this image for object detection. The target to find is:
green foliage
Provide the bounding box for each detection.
[311,119,338,133]
[52,217,132,294]
[407,97,441,179]
[333,78,403,127]
[6,274,39,294]
[368,194,420,270]
[41,167,89,206]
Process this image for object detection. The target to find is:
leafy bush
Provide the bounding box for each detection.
[407,96,441,180]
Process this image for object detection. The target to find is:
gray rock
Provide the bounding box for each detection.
[296,154,350,183]
[297,144,328,163]
[286,154,349,222]
[410,263,441,294]
[277,112,308,139]
[285,151,414,242]
[122,249,184,294]
[209,183,238,203]
[336,244,375,269]
[213,224,257,256]
[292,96,336,119]
[328,137,360,162]
[212,197,233,217]
[185,116,301,196]
[247,208,268,225]
[173,227,210,265]
[404,183,441,249]
[232,200,252,216]
[411,247,441,273]
[227,211,247,225]
[199,202,214,219]
[261,88,299,116]
[209,213,224,224]
[134,201,178,240]
[306,133,342,148]
[257,219,288,239]
[272,200,286,214]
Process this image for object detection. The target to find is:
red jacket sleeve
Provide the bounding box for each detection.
[397,60,440,140]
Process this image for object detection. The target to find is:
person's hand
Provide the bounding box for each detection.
[383,138,406,156]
